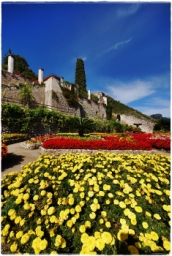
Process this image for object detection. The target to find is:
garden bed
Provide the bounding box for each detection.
[1,152,170,254]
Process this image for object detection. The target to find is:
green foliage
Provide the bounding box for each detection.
[2,103,26,132]
[61,86,78,108]
[75,58,87,97]
[91,94,99,104]
[107,96,153,120]
[2,103,135,135]
[19,83,35,107]
[52,90,59,103]
[153,118,170,132]
[106,105,113,120]
[2,50,37,79]
[70,117,95,136]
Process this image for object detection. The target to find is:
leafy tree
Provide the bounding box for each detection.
[2,49,37,78]
[106,105,113,120]
[75,58,87,97]
[19,83,35,107]
[71,117,95,137]
[153,118,170,132]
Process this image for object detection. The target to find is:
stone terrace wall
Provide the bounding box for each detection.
[120,114,155,133]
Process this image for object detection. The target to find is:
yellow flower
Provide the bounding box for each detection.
[81,233,89,243]
[40,190,46,196]
[85,236,96,251]
[103,184,111,191]
[35,226,44,238]
[85,220,91,228]
[99,191,105,196]
[128,245,139,254]
[50,215,58,223]
[61,237,66,248]
[75,205,82,213]
[117,229,128,242]
[8,209,16,217]
[90,212,96,219]
[150,231,159,241]
[101,211,107,217]
[69,197,74,205]
[36,218,42,225]
[15,197,22,204]
[23,203,30,210]
[119,201,126,208]
[54,235,62,247]
[10,242,18,253]
[101,232,113,244]
[134,206,142,213]
[106,199,111,204]
[105,221,111,228]
[123,208,131,216]
[99,218,104,224]
[9,231,14,238]
[88,191,94,197]
[80,192,85,199]
[50,251,58,254]
[21,233,30,244]
[153,213,161,220]
[23,193,30,200]
[94,231,101,239]
[163,240,170,251]
[120,218,126,225]
[33,195,39,201]
[163,205,170,212]
[90,203,98,212]
[15,216,22,224]
[16,231,23,239]
[142,222,148,229]
[48,207,56,215]
[131,218,137,226]
[145,211,152,217]
[67,219,73,228]
[41,209,46,215]
[95,238,105,251]
[135,242,142,249]
[79,225,86,233]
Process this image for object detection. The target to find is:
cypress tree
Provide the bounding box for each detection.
[75,58,87,97]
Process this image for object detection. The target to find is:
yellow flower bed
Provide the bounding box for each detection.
[1,152,170,254]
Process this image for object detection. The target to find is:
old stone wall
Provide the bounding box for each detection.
[1,70,106,119]
[120,114,155,133]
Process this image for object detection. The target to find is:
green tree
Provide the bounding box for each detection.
[153,118,170,132]
[75,58,87,97]
[71,117,95,137]
[19,83,35,107]
[2,50,37,78]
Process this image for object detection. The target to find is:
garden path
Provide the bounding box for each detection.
[1,142,170,177]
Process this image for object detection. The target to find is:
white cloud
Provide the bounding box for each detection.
[135,106,170,118]
[104,79,155,104]
[117,3,141,18]
[145,97,170,108]
[99,38,131,56]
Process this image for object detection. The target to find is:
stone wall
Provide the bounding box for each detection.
[120,114,155,133]
[1,70,107,119]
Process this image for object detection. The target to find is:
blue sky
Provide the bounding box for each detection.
[2,1,171,117]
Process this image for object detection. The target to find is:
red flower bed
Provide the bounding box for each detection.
[42,136,152,151]
[42,133,170,151]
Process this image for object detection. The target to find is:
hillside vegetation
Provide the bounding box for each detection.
[107,95,153,121]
